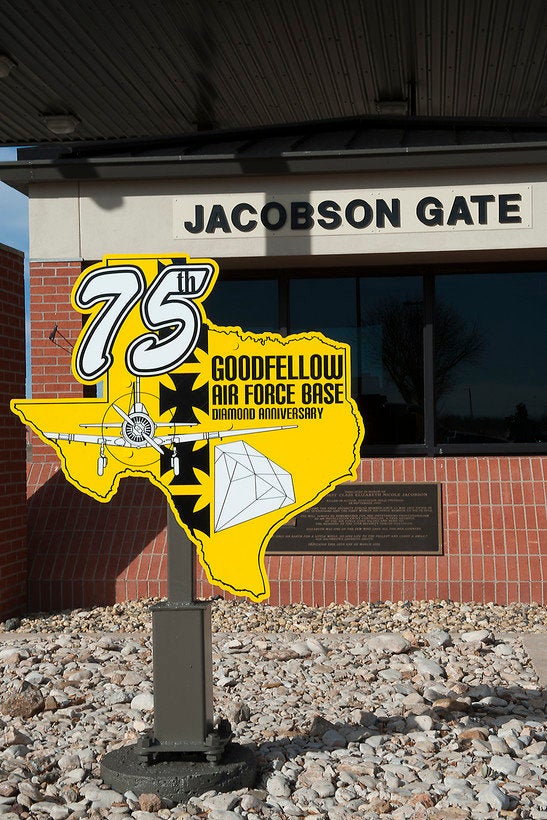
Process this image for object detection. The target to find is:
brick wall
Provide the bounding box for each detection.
[25,260,546,612]
[257,456,547,606]
[26,456,546,612]
[29,261,83,463]
[0,244,27,618]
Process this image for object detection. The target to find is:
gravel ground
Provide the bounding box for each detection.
[0,598,545,820]
[5,598,547,637]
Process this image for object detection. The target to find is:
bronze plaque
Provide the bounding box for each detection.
[269,483,442,554]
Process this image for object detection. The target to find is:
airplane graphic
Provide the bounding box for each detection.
[45,378,296,477]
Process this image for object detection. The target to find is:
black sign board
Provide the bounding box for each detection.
[269,483,442,555]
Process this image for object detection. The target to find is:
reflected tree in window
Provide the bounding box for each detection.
[434,301,486,403]
[365,297,485,406]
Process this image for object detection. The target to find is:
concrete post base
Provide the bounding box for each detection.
[101,741,257,803]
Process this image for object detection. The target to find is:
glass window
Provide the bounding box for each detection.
[290,275,424,447]
[359,276,424,445]
[205,279,279,332]
[207,267,546,455]
[290,277,357,343]
[435,272,546,445]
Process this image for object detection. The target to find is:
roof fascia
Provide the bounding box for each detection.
[1,142,546,195]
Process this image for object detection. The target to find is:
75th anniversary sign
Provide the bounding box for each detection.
[12,254,363,601]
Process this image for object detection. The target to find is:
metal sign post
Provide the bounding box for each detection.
[138,508,231,763]
[100,508,257,801]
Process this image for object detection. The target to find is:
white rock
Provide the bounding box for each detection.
[80,784,124,809]
[489,755,519,776]
[461,629,493,643]
[29,803,69,819]
[489,736,511,754]
[406,714,434,732]
[526,740,547,757]
[425,629,451,648]
[366,633,411,655]
[221,639,244,651]
[310,779,335,797]
[415,658,445,679]
[217,675,236,687]
[0,649,23,662]
[422,684,450,703]
[1,598,545,820]
[132,813,162,820]
[478,783,511,810]
[477,696,508,707]
[18,782,42,801]
[306,638,327,656]
[240,793,266,811]
[201,793,239,812]
[57,752,80,771]
[130,692,154,711]
[493,643,514,656]
[267,772,292,797]
[62,767,86,784]
[65,668,93,683]
[290,641,311,657]
[24,672,44,686]
[122,671,142,686]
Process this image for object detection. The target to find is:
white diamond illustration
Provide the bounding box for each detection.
[214,440,295,532]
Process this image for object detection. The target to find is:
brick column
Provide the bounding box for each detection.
[0,244,27,618]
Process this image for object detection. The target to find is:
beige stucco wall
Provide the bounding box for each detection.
[29,164,547,262]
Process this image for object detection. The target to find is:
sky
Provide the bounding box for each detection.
[0,147,29,254]
[0,147,30,391]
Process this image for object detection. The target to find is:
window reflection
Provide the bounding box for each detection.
[206,269,546,452]
[358,278,424,446]
[290,277,356,342]
[435,272,546,444]
[290,276,424,447]
[205,279,278,332]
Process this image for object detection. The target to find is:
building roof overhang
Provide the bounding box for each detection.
[0,1,546,146]
[2,118,547,195]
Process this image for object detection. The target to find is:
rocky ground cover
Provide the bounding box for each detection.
[0,599,545,819]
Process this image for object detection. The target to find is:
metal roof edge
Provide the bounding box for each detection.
[1,142,546,195]
[0,241,24,257]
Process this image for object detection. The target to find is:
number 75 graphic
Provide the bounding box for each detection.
[72,260,216,382]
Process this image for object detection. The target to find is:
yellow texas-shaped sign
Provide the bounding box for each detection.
[12,255,364,601]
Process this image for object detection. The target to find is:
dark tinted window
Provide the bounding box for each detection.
[290,277,357,342]
[205,279,278,332]
[290,275,424,446]
[435,272,546,444]
[205,267,546,454]
[359,276,424,445]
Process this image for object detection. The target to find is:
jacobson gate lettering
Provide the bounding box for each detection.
[174,186,530,238]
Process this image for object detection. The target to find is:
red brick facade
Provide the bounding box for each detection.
[28,262,83,462]
[26,455,546,612]
[25,260,546,612]
[0,245,27,619]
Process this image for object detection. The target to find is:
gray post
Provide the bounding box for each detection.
[166,507,194,603]
[100,506,256,795]
[152,508,216,751]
